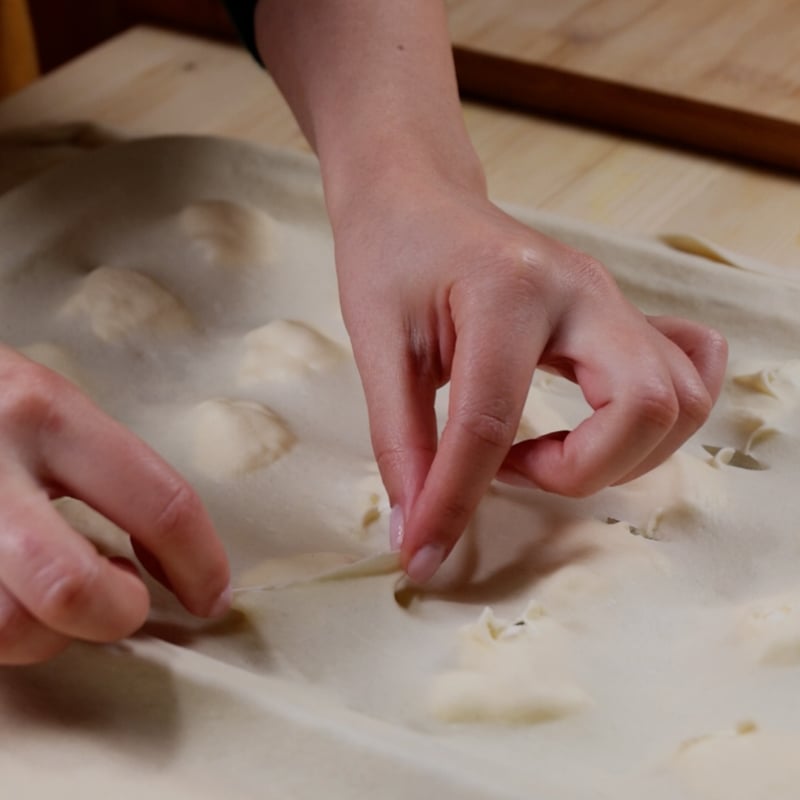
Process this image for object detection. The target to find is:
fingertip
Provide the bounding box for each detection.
[206,583,232,620]
[405,543,447,584]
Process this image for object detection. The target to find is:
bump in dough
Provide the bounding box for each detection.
[189,398,294,480]
[62,266,193,343]
[179,198,274,267]
[238,319,343,385]
[429,606,590,724]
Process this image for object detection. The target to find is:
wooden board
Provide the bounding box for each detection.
[447,0,800,173]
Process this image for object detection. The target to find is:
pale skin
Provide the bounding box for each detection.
[0,0,727,665]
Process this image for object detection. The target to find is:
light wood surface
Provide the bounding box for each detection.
[447,1,800,173]
[447,0,800,122]
[0,26,798,270]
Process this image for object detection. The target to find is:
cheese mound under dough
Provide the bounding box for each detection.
[189,398,294,480]
[62,266,193,343]
[179,198,274,268]
[238,319,342,385]
[429,606,590,724]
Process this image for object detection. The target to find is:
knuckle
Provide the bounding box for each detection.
[0,361,65,431]
[37,559,98,624]
[563,250,617,295]
[436,495,472,532]
[634,383,680,430]
[455,407,517,450]
[373,444,406,480]
[151,482,204,546]
[679,381,713,428]
[571,250,616,291]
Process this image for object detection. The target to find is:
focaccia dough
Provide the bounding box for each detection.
[1,134,798,800]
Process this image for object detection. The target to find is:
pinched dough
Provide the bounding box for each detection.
[238,319,343,385]
[62,266,193,343]
[189,398,294,480]
[429,606,590,724]
[728,360,800,450]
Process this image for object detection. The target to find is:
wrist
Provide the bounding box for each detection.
[321,133,487,230]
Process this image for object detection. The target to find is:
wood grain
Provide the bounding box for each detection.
[447,0,800,121]
[447,0,800,174]
[453,48,800,174]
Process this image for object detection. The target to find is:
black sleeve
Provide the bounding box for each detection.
[221,1,263,64]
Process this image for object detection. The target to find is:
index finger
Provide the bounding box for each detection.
[401,308,546,582]
[41,389,230,618]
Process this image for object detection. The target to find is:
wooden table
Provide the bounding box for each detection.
[0,25,798,269]
[448,0,800,175]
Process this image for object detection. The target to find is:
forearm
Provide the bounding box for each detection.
[254,0,486,222]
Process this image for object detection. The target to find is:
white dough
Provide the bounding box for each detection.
[189,398,294,480]
[179,198,274,267]
[62,266,193,342]
[736,593,800,666]
[238,319,343,385]
[429,606,590,724]
[674,724,800,800]
[3,133,800,800]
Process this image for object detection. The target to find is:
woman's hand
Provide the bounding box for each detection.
[0,346,230,665]
[254,0,727,582]
[332,174,728,582]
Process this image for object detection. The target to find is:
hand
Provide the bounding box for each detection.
[0,346,230,665]
[332,173,728,583]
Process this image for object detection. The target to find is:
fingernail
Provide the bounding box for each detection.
[407,544,446,584]
[389,505,404,551]
[209,583,232,619]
